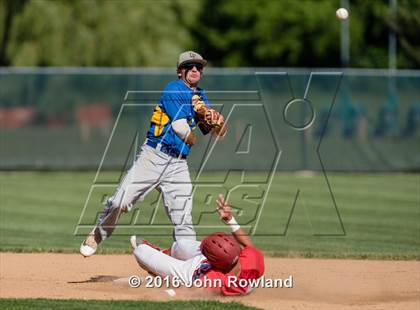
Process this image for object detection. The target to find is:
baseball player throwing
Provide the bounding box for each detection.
[130,194,265,296]
[81,51,227,257]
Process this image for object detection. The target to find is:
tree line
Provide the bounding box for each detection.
[0,0,418,68]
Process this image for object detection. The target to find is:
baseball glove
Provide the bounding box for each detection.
[192,95,224,128]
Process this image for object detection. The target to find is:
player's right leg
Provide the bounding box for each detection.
[132,237,206,285]
[80,144,166,257]
[159,157,197,259]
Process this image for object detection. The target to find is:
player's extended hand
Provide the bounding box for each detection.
[191,95,207,116]
[216,194,232,223]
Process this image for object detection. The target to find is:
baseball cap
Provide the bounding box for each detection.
[177,51,207,68]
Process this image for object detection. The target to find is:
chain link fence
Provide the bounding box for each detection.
[1,68,419,171]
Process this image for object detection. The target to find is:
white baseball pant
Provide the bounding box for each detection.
[133,239,205,285]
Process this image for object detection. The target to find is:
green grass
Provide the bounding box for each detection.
[0,171,419,259]
[0,299,258,310]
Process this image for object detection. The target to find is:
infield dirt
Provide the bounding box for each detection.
[0,253,419,310]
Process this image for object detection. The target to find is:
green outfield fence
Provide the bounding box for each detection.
[0,68,419,171]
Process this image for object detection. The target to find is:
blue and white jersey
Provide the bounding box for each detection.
[146,79,210,157]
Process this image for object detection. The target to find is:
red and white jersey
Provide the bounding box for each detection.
[201,246,265,295]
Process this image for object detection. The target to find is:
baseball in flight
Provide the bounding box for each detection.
[336,8,349,20]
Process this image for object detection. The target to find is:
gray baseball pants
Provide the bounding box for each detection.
[95,143,195,242]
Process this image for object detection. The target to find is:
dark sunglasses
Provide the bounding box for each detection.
[181,63,204,71]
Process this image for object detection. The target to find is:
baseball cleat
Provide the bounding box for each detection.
[80,227,103,257]
[130,235,149,249]
[129,235,165,252]
[130,235,139,249]
[80,242,96,257]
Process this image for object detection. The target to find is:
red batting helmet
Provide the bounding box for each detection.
[200,232,241,271]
